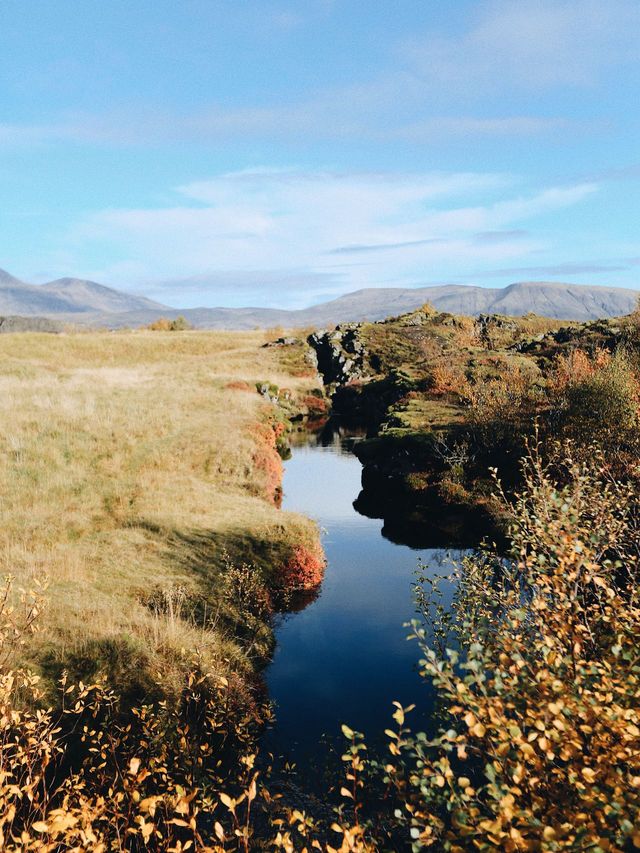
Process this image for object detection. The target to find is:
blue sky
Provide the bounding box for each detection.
[0,0,639,308]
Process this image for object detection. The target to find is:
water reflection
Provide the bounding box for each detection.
[263,426,461,770]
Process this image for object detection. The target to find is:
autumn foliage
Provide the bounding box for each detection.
[399,445,640,850]
[278,543,325,590]
[429,362,470,398]
[251,422,284,505]
[548,346,612,393]
[302,394,329,416]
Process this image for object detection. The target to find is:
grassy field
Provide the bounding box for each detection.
[0,328,321,706]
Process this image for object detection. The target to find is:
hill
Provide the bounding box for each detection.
[0,268,167,315]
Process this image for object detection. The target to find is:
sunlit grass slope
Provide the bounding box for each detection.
[0,329,319,704]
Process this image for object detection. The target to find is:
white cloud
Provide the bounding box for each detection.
[70,168,598,306]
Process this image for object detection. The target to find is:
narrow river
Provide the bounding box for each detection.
[263,427,458,773]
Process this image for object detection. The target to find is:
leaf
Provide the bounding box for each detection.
[220,792,235,810]
[340,787,354,799]
[581,767,596,783]
[341,724,354,739]
[392,706,405,726]
[471,722,486,738]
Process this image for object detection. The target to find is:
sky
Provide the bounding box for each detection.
[0,0,639,309]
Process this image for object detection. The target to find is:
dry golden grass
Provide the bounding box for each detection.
[0,329,319,700]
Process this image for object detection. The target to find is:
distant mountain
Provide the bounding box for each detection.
[287,281,640,326]
[0,268,637,329]
[0,269,167,316]
[78,280,640,329]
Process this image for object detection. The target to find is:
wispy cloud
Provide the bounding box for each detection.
[475,230,529,242]
[68,168,599,305]
[389,116,574,142]
[327,238,446,256]
[404,0,640,92]
[469,260,636,279]
[328,229,530,255]
[0,104,581,149]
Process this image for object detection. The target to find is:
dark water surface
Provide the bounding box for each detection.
[263,429,458,770]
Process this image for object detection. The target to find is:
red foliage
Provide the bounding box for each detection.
[279,544,325,590]
[225,380,252,391]
[251,423,283,505]
[302,394,329,414]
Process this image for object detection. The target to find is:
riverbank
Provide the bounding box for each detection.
[0,328,324,713]
[308,307,640,546]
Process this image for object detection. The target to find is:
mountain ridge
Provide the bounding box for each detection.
[0,268,637,328]
[0,269,167,315]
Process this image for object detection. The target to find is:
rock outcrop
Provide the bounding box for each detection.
[307,324,367,386]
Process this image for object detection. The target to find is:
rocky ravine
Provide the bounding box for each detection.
[305,307,640,547]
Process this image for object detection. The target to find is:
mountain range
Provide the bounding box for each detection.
[0,268,638,329]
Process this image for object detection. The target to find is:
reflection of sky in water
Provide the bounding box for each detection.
[263,441,460,769]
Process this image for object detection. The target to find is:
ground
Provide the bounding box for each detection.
[0,328,322,706]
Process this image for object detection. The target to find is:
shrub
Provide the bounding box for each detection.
[0,577,267,852]
[278,543,325,591]
[428,362,470,398]
[302,394,329,415]
[146,316,193,331]
[465,363,541,457]
[548,347,611,394]
[397,445,640,850]
[250,422,284,505]
[554,349,640,452]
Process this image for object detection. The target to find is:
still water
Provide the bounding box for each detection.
[263,429,458,770]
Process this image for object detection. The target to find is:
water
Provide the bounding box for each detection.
[263,429,458,771]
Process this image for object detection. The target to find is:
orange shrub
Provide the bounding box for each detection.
[278,543,325,590]
[429,362,470,397]
[467,363,538,430]
[549,346,611,393]
[302,394,329,415]
[251,423,283,505]
[146,315,192,331]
